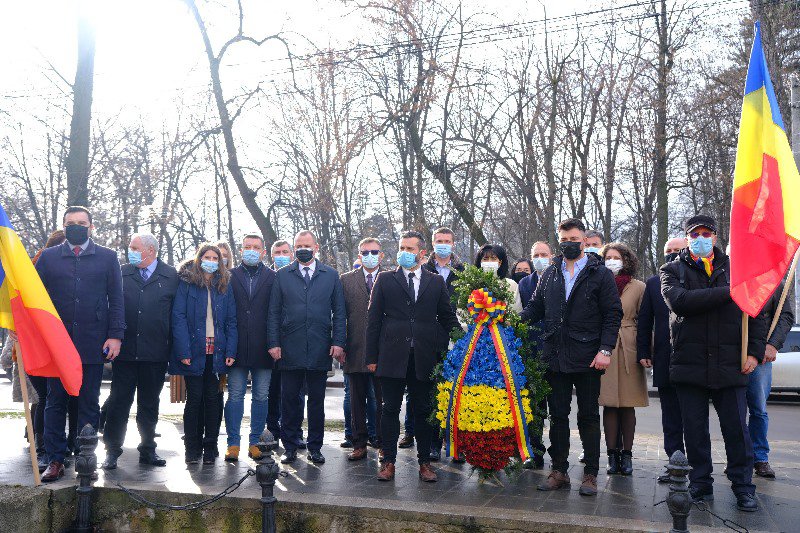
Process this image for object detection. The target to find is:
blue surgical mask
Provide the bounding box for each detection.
[434,244,452,258]
[273,255,291,269]
[361,253,380,269]
[689,236,713,258]
[128,250,142,266]
[201,260,219,274]
[532,257,550,273]
[241,249,261,267]
[397,250,418,269]
[585,246,600,255]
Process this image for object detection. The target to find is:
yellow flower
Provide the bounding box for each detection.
[437,382,533,431]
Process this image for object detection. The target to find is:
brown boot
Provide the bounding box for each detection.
[225,446,240,462]
[377,462,395,481]
[537,470,570,491]
[348,447,368,461]
[398,434,414,448]
[419,463,438,482]
[579,474,598,496]
[754,462,775,478]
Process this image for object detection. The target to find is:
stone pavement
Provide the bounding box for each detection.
[1,383,799,532]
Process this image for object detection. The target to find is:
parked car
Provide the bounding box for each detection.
[772,325,800,394]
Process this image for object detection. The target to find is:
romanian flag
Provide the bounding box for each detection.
[0,204,82,395]
[731,22,800,317]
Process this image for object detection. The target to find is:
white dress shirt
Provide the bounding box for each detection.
[300,259,317,278]
[401,267,421,301]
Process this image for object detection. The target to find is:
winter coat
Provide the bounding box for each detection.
[341,268,383,374]
[518,272,540,308]
[34,240,125,364]
[520,253,623,374]
[366,267,461,381]
[118,260,179,363]
[599,278,649,407]
[636,274,672,387]
[266,260,346,372]
[422,254,464,304]
[762,280,795,351]
[230,264,276,369]
[660,247,767,389]
[169,260,238,376]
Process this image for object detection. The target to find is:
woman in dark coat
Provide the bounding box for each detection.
[170,243,237,464]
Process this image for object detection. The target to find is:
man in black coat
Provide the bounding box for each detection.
[101,233,178,470]
[265,239,293,443]
[636,236,687,482]
[661,214,767,512]
[367,230,460,483]
[267,230,346,465]
[223,234,276,463]
[521,218,622,497]
[35,206,125,482]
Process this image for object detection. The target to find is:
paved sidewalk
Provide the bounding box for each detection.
[2,389,798,532]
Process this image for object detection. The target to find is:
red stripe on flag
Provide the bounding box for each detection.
[10,294,82,396]
[730,154,799,317]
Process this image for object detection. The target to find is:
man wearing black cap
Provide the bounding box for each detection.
[660,214,767,513]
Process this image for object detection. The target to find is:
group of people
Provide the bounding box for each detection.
[4,206,792,514]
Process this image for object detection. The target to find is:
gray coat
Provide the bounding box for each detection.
[341,268,382,373]
[267,260,346,372]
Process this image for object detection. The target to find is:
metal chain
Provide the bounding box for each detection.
[115,469,256,511]
[653,499,750,533]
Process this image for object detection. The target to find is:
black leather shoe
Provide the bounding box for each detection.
[523,455,545,470]
[185,453,201,465]
[280,451,298,464]
[398,434,414,448]
[689,486,714,503]
[307,451,325,464]
[451,453,466,464]
[619,450,633,475]
[202,450,216,464]
[736,492,758,512]
[297,439,307,450]
[429,448,441,462]
[340,438,353,448]
[101,455,119,470]
[367,437,380,449]
[140,453,167,467]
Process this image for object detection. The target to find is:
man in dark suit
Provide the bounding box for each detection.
[367,230,460,483]
[101,233,178,471]
[267,230,346,465]
[224,233,276,462]
[422,227,464,460]
[637,237,686,482]
[265,239,293,443]
[35,206,125,482]
[341,238,384,461]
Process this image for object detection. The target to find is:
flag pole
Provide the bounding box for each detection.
[14,341,42,486]
[767,249,800,338]
[740,312,749,372]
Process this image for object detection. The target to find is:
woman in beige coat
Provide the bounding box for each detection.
[599,242,648,476]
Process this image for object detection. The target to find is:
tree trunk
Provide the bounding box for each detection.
[653,0,670,266]
[65,9,96,207]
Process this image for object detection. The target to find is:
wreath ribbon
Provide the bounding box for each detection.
[445,323,483,458]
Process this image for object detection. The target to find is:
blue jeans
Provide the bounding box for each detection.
[224,366,272,447]
[343,374,377,439]
[746,362,772,463]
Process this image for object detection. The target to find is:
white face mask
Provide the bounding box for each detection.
[481,261,500,273]
[605,259,624,275]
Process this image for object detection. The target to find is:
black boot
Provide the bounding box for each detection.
[620,450,633,475]
[606,450,620,475]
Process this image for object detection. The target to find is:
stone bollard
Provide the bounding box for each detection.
[70,423,98,533]
[665,450,692,533]
[255,429,281,533]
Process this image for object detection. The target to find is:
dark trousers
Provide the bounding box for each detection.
[403,390,414,435]
[44,363,104,463]
[267,369,282,440]
[529,397,548,458]
[675,384,755,495]
[546,370,601,476]
[183,355,221,455]
[281,369,327,453]
[348,372,382,449]
[103,360,167,457]
[380,354,434,465]
[30,376,48,440]
[658,385,685,457]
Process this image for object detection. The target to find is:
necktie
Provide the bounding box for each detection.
[141,268,150,282]
[73,246,81,256]
[303,266,311,286]
[408,272,415,300]
[366,272,374,293]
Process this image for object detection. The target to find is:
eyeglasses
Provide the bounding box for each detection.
[689,231,714,239]
[360,250,380,256]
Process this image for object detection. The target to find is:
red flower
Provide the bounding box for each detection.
[457,428,518,471]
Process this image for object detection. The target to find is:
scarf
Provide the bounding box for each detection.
[690,252,714,277]
[615,273,632,296]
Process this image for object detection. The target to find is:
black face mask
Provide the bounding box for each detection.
[664,252,679,263]
[65,224,89,246]
[512,271,529,283]
[559,241,582,260]
[295,248,314,264]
